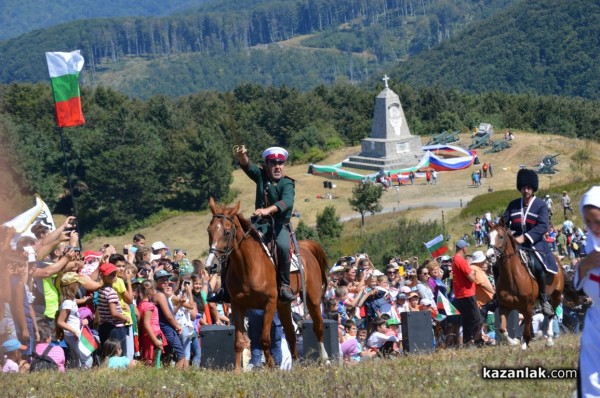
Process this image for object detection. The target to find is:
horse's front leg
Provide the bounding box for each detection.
[545,314,555,347]
[277,302,297,360]
[230,306,247,374]
[261,298,277,368]
[522,304,534,349]
[498,306,519,345]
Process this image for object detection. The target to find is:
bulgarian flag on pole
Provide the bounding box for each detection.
[45,50,85,127]
[424,234,448,258]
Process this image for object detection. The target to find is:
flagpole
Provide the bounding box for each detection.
[58,126,82,248]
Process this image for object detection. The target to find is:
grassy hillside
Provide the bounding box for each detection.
[85,131,600,262]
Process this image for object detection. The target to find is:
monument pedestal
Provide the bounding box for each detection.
[343,136,423,171]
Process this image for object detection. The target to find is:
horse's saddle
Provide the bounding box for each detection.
[256,232,300,273]
[518,249,554,285]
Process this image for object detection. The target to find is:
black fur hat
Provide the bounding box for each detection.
[516,168,538,192]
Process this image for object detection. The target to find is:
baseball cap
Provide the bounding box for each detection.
[456,239,470,249]
[396,293,407,300]
[99,263,117,276]
[154,269,173,280]
[151,241,169,251]
[440,255,451,262]
[2,339,27,352]
[386,318,401,327]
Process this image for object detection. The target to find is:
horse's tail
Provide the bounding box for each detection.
[302,239,329,295]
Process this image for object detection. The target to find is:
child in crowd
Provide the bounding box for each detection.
[153,270,187,369]
[104,338,137,369]
[171,279,199,367]
[385,318,402,352]
[34,323,65,371]
[110,254,134,360]
[56,272,83,368]
[137,279,164,366]
[366,317,399,357]
[335,286,349,324]
[97,263,129,357]
[407,291,421,311]
[1,339,28,373]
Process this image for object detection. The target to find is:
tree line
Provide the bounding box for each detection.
[1,80,599,234]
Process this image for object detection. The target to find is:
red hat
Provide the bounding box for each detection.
[99,262,117,276]
[83,250,102,262]
[262,147,288,162]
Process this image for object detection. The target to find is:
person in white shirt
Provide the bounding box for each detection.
[574,186,600,397]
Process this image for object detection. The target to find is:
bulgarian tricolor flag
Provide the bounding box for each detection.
[425,234,448,258]
[45,50,85,127]
[437,293,460,316]
[78,325,98,357]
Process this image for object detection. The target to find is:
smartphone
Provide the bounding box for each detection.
[184,281,191,287]
[123,248,129,255]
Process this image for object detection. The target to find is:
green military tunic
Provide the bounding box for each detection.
[241,161,295,285]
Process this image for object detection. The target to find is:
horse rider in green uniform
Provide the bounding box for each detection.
[208,145,296,303]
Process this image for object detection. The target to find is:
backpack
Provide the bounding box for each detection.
[30,344,59,372]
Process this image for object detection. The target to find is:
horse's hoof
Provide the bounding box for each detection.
[546,339,554,347]
[521,342,527,350]
[508,338,520,346]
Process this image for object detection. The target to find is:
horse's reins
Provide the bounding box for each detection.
[208,213,256,264]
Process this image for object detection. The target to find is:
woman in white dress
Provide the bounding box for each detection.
[575,186,600,397]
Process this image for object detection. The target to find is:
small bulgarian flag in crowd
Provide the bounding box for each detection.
[45,50,85,127]
[424,234,448,258]
[437,293,460,316]
[78,325,98,357]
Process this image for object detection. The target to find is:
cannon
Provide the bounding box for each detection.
[469,133,491,150]
[484,140,511,154]
[542,154,560,167]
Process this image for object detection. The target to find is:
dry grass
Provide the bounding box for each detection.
[3,333,580,397]
[84,131,600,260]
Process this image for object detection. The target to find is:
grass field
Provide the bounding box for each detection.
[5,333,580,397]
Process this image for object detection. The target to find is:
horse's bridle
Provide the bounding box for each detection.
[208,213,255,264]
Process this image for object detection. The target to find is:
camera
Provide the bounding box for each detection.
[123,248,129,255]
[183,281,191,287]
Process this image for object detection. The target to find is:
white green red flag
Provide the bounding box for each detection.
[437,292,460,316]
[425,234,448,258]
[78,325,98,356]
[45,50,85,127]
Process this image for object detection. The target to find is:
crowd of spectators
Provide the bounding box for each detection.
[0,205,592,372]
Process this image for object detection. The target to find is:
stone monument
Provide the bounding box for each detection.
[342,76,423,172]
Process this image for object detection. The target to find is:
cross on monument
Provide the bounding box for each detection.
[382,75,390,88]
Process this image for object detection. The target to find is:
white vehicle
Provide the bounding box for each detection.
[476,123,494,137]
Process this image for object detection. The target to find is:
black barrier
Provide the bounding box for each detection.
[401,310,435,353]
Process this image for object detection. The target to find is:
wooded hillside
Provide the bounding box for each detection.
[0,0,516,96]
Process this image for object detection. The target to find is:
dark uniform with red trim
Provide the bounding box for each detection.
[502,168,557,316]
[242,161,295,292]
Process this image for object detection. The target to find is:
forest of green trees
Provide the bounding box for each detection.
[1,81,599,234]
[395,0,600,100]
[0,0,516,94]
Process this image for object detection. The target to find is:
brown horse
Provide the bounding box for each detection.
[486,223,564,348]
[205,198,330,371]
